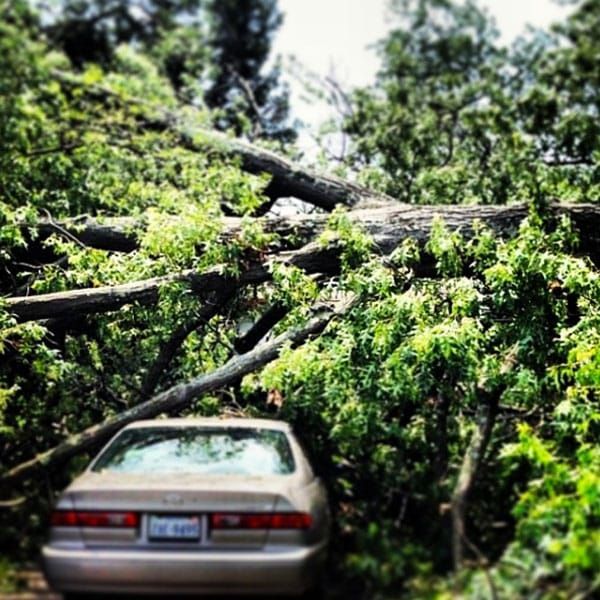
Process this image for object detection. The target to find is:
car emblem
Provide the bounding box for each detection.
[163,493,183,505]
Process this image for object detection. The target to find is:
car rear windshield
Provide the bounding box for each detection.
[91,427,295,475]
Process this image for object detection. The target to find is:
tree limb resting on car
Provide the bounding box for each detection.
[0,296,356,486]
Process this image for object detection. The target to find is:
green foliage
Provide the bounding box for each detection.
[39,0,206,86]
[0,555,19,593]
[0,8,278,558]
[426,217,464,277]
[38,0,293,140]
[1,3,599,599]
[252,215,600,596]
[318,208,374,272]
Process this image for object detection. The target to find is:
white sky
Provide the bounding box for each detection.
[272,0,573,147]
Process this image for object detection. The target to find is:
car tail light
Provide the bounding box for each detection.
[211,512,312,530]
[269,513,312,529]
[51,510,139,528]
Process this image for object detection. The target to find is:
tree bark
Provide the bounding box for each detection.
[8,202,600,322]
[233,303,288,354]
[451,395,498,571]
[31,211,321,255]
[28,202,600,257]
[36,217,140,253]
[0,298,354,485]
[5,240,341,322]
[190,129,395,210]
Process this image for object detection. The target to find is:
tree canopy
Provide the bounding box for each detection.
[0,0,599,598]
[343,0,600,205]
[40,0,293,139]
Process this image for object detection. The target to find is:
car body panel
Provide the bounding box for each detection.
[43,542,327,595]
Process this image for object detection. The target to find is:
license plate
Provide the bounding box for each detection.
[148,515,201,540]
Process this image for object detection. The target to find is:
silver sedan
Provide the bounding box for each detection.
[42,417,330,596]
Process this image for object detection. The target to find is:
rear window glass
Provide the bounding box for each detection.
[91,427,295,475]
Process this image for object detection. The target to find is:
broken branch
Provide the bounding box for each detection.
[0,297,355,485]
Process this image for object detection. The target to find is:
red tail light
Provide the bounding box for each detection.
[51,510,139,528]
[269,513,312,529]
[211,512,312,530]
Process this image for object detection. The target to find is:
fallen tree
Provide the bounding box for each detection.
[0,296,354,485]
[2,7,599,597]
[26,202,600,255]
[9,202,600,322]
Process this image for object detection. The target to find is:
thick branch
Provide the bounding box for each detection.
[233,303,288,354]
[139,286,236,399]
[35,216,139,252]
[5,241,339,322]
[0,298,354,485]
[193,129,392,210]
[451,395,498,571]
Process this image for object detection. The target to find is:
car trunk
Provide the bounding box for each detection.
[66,471,300,550]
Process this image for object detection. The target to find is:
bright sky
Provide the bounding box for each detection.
[273,0,573,146]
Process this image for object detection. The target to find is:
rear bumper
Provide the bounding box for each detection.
[42,542,327,595]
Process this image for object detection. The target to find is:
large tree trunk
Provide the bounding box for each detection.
[8,203,600,322]
[49,72,600,240]
[0,298,354,486]
[29,202,600,256]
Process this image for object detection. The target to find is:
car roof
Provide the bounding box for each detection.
[121,417,291,432]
